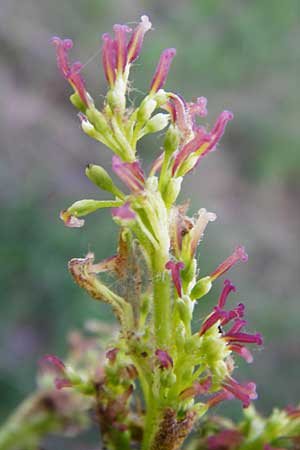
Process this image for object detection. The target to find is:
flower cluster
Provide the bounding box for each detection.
[50,15,263,450]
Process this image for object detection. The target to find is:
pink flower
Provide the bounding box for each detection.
[55,378,72,390]
[199,280,262,364]
[199,279,241,336]
[218,279,236,308]
[172,128,210,175]
[113,24,132,73]
[155,349,173,369]
[51,37,89,107]
[209,246,248,282]
[112,155,145,193]
[180,377,212,400]
[42,354,73,390]
[102,33,117,87]
[221,377,257,408]
[165,93,208,139]
[112,202,136,220]
[207,390,234,409]
[106,348,120,363]
[165,260,185,297]
[172,109,233,176]
[150,48,176,94]
[127,15,152,64]
[43,354,66,372]
[102,16,152,87]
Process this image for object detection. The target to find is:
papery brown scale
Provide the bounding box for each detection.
[150,408,197,450]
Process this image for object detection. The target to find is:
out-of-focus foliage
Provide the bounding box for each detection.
[1,0,299,432]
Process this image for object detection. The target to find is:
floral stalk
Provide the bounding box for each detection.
[44,14,267,450]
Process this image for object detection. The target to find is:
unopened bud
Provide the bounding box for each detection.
[86,106,110,134]
[70,92,86,112]
[153,89,168,106]
[81,117,98,138]
[67,199,107,216]
[190,276,212,300]
[163,177,182,207]
[137,97,157,123]
[86,164,125,199]
[106,78,126,112]
[143,113,169,134]
[177,298,192,325]
[164,124,180,155]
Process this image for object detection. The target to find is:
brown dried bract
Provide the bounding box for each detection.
[150,407,197,450]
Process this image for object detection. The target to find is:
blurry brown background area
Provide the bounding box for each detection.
[1,0,300,425]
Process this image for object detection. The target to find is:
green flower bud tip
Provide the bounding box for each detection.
[67,199,106,216]
[163,177,183,207]
[164,124,180,155]
[143,113,169,134]
[190,276,212,300]
[86,107,110,133]
[137,97,157,122]
[86,164,125,199]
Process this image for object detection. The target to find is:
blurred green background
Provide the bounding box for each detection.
[1,0,299,434]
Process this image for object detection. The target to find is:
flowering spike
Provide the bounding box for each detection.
[218,279,236,308]
[51,36,73,77]
[165,260,185,297]
[112,202,136,220]
[155,349,173,369]
[112,155,145,192]
[210,246,248,282]
[127,15,152,63]
[113,24,131,74]
[102,33,117,87]
[150,48,176,94]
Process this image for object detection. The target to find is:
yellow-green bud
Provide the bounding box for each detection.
[86,107,110,134]
[153,89,168,106]
[85,164,125,199]
[143,113,169,134]
[81,118,98,138]
[67,199,123,217]
[177,298,192,325]
[137,97,157,123]
[190,276,212,300]
[164,124,180,156]
[70,92,86,112]
[163,177,183,207]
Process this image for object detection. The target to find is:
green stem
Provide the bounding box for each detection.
[141,390,160,450]
[152,264,171,350]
